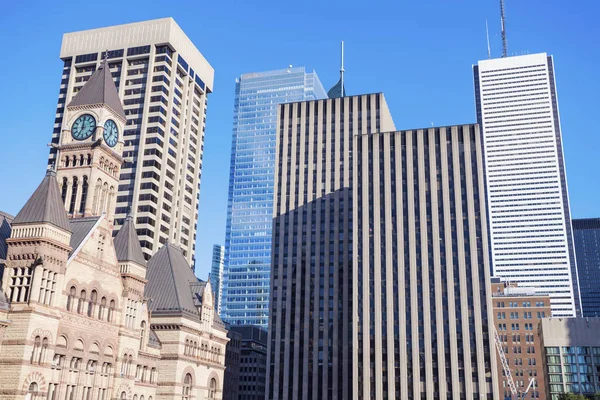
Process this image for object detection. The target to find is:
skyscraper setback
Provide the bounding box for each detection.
[222,67,327,327]
[49,18,213,265]
[474,53,580,317]
[267,93,498,399]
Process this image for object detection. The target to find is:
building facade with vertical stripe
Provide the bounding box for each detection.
[49,18,212,266]
[267,92,499,399]
[474,53,580,317]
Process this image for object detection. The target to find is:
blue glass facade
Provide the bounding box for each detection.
[572,218,600,317]
[223,67,327,327]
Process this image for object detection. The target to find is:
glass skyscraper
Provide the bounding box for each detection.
[572,218,600,317]
[222,67,327,327]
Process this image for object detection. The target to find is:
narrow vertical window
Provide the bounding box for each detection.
[79,176,89,214]
[61,177,68,203]
[69,177,79,214]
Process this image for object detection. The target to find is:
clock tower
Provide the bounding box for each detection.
[55,58,126,224]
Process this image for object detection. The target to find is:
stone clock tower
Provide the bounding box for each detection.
[56,58,126,224]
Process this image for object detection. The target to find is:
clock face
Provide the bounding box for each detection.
[103,119,119,147]
[71,114,97,140]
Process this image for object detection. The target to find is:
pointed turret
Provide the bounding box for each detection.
[114,212,145,266]
[13,169,71,233]
[114,211,147,303]
[145,243,199,317]
[68,59,126,121]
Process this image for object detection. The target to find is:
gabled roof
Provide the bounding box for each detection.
[67,60,126,121]
[69,216,101,252]
[13,170,71,233]
[145,243,199,316]
[113,213,145,266]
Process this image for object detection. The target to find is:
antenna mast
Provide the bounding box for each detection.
[486,19,491,59]
[340,41,345,96]
[500,0,507,57]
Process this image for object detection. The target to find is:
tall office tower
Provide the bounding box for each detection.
[49,18,213,265]
[474,53,580,317]
[268,95,500,398]
[572,218,600,317]
[222,67,327,327]
[211,244,225,315]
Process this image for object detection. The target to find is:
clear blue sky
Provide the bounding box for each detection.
[0,0,598,279]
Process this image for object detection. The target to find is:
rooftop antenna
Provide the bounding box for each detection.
[500,0,508,57]
[486,19,491,59]
[340,40,345,96]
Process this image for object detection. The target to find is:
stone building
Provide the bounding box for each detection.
[0,58,227,400]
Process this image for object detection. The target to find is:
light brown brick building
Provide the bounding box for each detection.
[0,60,228,400]
[491,278,551,399]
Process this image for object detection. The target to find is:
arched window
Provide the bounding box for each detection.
[79,154,84,165]
[67,286,76,311]
[182,373,192,400]
[133,396,137,400]
[72,155,77,167]
[88,290,97,317]
[140,321,146,350]
[69,177,78,214]
[78,290,86,314]
[108,299,116,322]
[120,392,126,400]
[100,182,108,213]
[65,157,70,168]
[184,339,189,356]
[208,378,217,399]
[87,154,92,165]
[31,336,41,364]
[142,366,148,382]
[99,297,106,320]
[79,176,89,214]
[40,337,49,364]
[127,355,133,377]
[28,382,39,400]
[150,368,157,384]
[61,177,68,203]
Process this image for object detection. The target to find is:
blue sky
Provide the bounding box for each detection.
[0,0,598,278]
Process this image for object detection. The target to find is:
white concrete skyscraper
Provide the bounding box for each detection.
[474,53,580,317]
[48,18,213,266]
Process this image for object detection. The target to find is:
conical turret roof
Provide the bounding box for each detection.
[13,169,71,232]
[68,59,126,121]
[113,212,146,266]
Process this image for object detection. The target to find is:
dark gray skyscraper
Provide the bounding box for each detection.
[572,218,600,317]
[267,93,498,399]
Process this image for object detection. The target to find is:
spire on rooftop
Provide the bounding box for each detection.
[67,58,126,121]
[12,169,71,232]
[327,41,346,98]
[113,211,146,266]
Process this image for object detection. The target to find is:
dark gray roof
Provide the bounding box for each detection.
[145,243,199,316]
[0,211,13,261]
[113,213,145,266]
[13,170,71,232]
[68,60,126,121]
[69,216,100,252]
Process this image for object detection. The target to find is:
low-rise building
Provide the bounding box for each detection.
[540,317,600,399]
[230,326,267,400]
[491,278,551,399]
